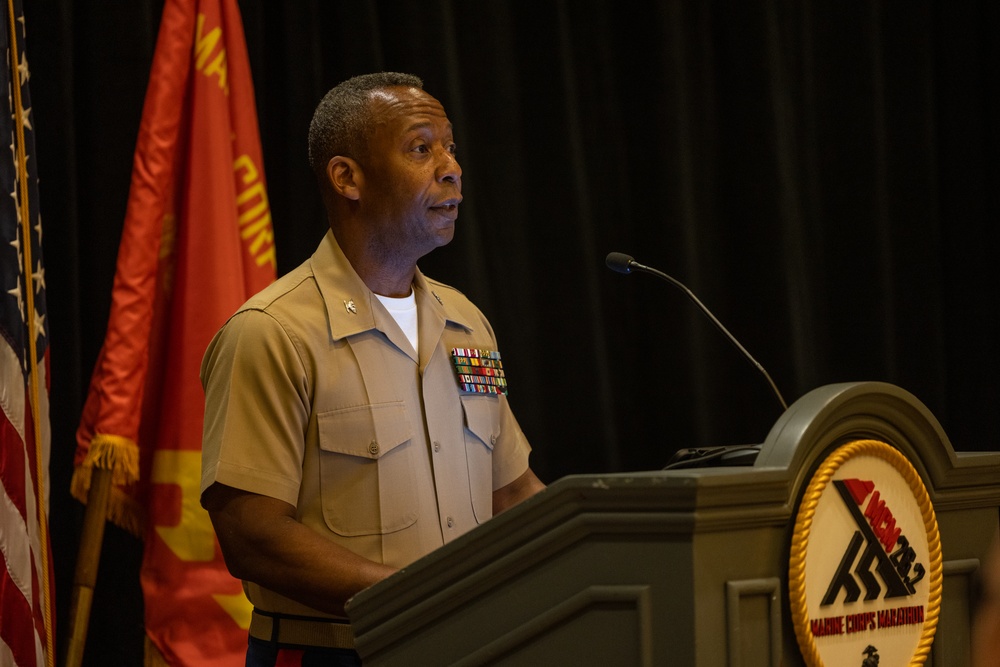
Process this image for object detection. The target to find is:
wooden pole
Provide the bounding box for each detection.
[62,467,113,667]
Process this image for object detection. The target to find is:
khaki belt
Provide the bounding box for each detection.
[249,609,355,649]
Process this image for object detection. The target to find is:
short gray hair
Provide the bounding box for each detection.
[307,72,424,180]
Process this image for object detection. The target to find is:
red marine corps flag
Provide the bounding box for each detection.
[70,0,276,664]
[1,2,55,666]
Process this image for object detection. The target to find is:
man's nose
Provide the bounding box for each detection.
[436,150,462,184]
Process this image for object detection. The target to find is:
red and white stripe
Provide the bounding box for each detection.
[1,344,51,667]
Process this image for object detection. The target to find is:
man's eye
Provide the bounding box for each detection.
[448,144,458,155]
[412,144,429,153]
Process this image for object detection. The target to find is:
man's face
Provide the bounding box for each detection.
[356,86,463,265]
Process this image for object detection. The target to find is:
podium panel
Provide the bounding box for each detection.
[346,382,1000,666]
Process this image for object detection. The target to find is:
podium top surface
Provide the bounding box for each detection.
[346,382,1000,630]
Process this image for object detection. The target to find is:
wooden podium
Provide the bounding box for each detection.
[345,382,1000,665]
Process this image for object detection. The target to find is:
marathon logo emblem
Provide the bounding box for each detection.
[451,348,508,395]
[788,440,942,667]
[822,479,926,606]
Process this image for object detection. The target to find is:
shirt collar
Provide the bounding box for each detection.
[311,230,475,341]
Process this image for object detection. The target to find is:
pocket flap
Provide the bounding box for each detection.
[317,402,411,459]
[461,395,499,451]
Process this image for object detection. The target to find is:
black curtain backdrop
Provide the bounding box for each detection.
[25,1,999,663]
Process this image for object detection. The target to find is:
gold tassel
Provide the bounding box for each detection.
[84,433,140,484]
[70,434,146,537]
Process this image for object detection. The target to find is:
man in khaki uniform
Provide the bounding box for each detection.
[200,72,545,667]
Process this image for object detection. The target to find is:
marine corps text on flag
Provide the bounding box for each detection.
[70,0,275,664]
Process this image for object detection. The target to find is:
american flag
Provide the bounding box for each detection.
[1,1,55,666]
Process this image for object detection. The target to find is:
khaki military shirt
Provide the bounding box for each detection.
[200,230,531,617]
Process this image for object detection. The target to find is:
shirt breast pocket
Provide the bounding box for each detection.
[317,402,417,536]
[461,394,499,524]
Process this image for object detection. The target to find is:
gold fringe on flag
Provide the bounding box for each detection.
[71,433,145,536]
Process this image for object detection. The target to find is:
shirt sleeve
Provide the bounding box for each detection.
[200,308,310,506]
[490,379,533,491]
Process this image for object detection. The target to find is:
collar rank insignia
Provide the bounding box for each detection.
[451,348,508,395]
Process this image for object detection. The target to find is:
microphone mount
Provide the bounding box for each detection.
[605,252,788,412]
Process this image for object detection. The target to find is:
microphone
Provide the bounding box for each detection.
[605,252,788,412]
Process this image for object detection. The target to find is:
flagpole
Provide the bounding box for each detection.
[7,1,55,665]
[63,466,114,667]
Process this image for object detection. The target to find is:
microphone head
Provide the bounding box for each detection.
[605,252,636,274]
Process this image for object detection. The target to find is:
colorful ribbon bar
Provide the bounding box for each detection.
[451,348,508,395]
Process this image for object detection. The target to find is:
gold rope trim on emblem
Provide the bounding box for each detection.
[788,439,942,667]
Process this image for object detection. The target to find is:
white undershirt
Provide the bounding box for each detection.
[375,291,419,353]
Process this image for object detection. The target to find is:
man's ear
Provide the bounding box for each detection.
[327,156,361,201]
